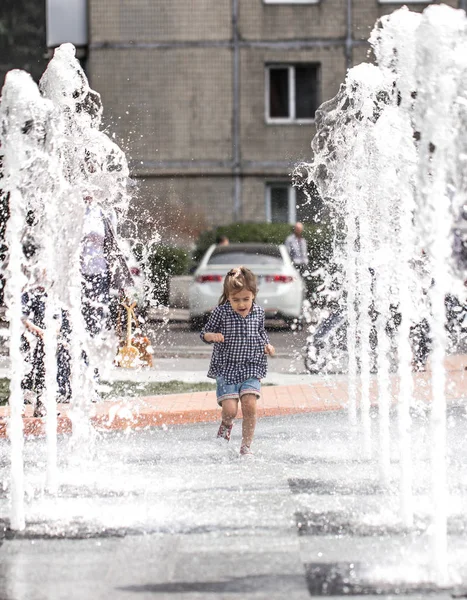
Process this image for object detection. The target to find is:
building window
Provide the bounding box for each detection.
[266,64,320,123]
[266,184,293,223]
[266,183,323,223]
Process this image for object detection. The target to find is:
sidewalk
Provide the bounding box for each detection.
[0,354,465,438]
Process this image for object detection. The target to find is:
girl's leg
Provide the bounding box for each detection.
[33,341,46,418]
[217,398,238,441]
[221,398,238,426]
[240,393,257,449]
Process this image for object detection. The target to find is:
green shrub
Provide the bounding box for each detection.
[133,243,189,305]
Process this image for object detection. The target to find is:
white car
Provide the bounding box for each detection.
[189,243,305,327]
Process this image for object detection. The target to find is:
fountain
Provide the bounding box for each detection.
[0,5,466,595]
[0,44,133,530]
[299,3,467,584]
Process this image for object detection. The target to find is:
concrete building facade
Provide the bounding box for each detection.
[85,0,463,242]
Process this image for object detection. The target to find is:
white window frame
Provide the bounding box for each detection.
[265,183,297,224]
[265,64,318,124]
[46,0,88,47]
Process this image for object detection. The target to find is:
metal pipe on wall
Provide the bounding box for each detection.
[346,0,353,70]
[232,0,242,222]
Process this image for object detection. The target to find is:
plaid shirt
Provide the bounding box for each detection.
[201,302,270,384]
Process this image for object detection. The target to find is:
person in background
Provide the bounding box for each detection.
[20,255,71,417]
[80,195,113,337]
[409,249,432,372]
[80,195,134,399]
[80,195,134,337]
[21,280,46,417]
[216,235,229,246]
[285,222,308,276]
[285,223,311,323]
[200,266,275,458]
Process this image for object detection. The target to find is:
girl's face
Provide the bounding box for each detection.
[229,288,254,318]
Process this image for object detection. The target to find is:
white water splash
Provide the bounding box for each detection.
[298,3,467,583]
[0,43,136,528]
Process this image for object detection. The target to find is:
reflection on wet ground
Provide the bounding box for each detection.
[0,409,466,598]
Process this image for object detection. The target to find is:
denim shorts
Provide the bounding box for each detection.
[216,376,261,406]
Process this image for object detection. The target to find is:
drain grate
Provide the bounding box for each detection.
[289,478,383,496]
[295,511,425,537]
[280,456,375,465]
[295,511,467,537]
[0,520,279,541]
[305,562,454,596]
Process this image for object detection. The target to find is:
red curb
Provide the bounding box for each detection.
[0,355,465,437]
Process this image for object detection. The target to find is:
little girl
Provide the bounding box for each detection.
[200,266,275,457]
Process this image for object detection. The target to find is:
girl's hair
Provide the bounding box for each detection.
[219,266,257,305]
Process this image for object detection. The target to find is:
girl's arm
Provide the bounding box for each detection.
[23,318,44,339]
[258,310,275,356]
[258,310,270,345]
[200,306,224,344]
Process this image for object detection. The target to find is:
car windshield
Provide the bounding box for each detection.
[207,247,284,266]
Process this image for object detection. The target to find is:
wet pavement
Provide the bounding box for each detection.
[1,407,467,599]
